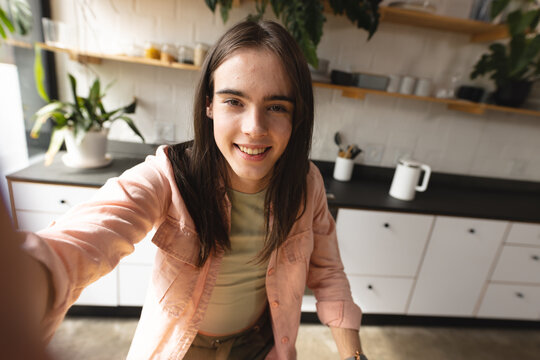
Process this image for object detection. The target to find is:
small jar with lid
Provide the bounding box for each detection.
[177,45,194,64]
[194,43,209,67]
[161,43,177,62]
[144,41,161,60]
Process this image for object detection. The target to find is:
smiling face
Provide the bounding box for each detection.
[207,48,294,193]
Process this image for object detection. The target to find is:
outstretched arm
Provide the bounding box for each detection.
[330,326,364,359]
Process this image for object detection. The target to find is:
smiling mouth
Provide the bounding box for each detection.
[235,144,271,155]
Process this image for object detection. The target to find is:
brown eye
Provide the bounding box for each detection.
[225,99,242,107]
[269,104,287,113]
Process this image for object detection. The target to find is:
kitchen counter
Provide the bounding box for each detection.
[7,143,540,223]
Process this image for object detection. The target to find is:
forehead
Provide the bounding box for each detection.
[213,48,293,97]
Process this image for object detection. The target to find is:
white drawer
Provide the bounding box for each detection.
[506,222,540,247]
[11,181,98,213]
[16,211,58,232]
[118,264,152,306]
[336,209,434,277]
[348,275,414,314]
[477,283,540,320]
[74,268,118,306]
[491,245,540,284]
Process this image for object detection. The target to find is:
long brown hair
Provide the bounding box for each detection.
[167,20,314,266]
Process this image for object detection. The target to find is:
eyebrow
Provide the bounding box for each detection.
[215,88,295,104]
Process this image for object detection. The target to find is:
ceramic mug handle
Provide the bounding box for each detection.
[416,164,431,192]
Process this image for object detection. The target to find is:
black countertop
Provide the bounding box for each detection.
[7,144,540,224]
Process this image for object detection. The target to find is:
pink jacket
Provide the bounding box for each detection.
[22,146,362,359]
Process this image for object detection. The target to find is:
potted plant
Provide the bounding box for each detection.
[31,73,145,167]
[470,0,540,107]
[204,0,382,67]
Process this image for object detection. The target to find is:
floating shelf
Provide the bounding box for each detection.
[36,42,201,71]
[4,40,538,117]
[312,82,540,117]
[379,6,508,42]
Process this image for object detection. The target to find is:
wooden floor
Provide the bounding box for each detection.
[47,317,540,360]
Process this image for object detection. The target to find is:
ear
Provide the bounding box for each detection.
[206,96,213,119]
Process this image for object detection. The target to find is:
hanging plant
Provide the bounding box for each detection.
[204,0,382,67]
[0,0,32,39]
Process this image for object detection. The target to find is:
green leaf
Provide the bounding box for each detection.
[0,8,15,33]
[507,9,538,37]
[219,0,233,23]
[34,45,50,102]
[44,127,66,166]
[205,0,218,12]
[491,0,511,19]
[8,0,32,36]
[304,0,325,46]
[33,101,64,118]
[0,22,7,39]
[117,116,145,143]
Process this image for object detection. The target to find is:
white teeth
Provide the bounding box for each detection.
[238,145,267,155]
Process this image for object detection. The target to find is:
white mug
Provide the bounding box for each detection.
[386,74,401,93]
[333,157,354,182]
[414,78,433,97]
[389,159,431,201]
[399,76,416,95]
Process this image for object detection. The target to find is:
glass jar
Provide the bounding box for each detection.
[177,45,194,64]
[144,41,161,60]
[161,43,177,62]
[194,43,210,67]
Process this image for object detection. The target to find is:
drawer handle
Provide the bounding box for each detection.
[383,223,390,229]
[59,199,67,204]
[367,284,373,290]
[468,228,476,234]
[516,292,524,299]
[532,255,539,261]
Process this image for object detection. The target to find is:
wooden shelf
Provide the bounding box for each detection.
[312,82,540,117]
[36,42,201,71]
[5,40,537,117]
[379,6,508,42]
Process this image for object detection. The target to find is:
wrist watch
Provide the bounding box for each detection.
[345,351,368,360]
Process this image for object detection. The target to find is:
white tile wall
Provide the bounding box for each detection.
[49,0,540,182]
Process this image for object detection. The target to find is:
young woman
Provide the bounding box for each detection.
[19,20,366,360]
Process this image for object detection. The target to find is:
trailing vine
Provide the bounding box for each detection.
[204,0,382,67]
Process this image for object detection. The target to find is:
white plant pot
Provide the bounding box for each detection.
[63,128,112,168]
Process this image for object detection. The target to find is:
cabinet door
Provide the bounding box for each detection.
[348,275,415,314]
[74,268,118,306]
[336,209,434,277]
[120,228,157,265]
[408,216,508,317]
[491,245,540,284]
[477,283,540,320]
[118,264,152,306]
[506,222,540,247]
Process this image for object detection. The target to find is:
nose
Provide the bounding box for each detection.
[241,107,268,137]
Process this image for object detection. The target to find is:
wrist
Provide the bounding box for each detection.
[344,351,368,360]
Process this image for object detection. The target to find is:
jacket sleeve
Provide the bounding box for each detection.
[20,146,174,341]
[305,163,362,330]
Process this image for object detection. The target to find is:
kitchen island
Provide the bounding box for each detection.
[6,143,540,323]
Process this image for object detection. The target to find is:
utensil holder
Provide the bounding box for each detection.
[333,157,354,182]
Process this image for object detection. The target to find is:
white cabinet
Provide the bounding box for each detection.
[408,216,508,317]
[9,180,156,307]
[336,209,434,277]
[491,245,540,284]
[477,283,540,320]
[335,209,433,314]
[506,222,540,247]
[348,275,415,314]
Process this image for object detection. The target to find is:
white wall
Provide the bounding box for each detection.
[0,63,29,215]
[48,0,540,181]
